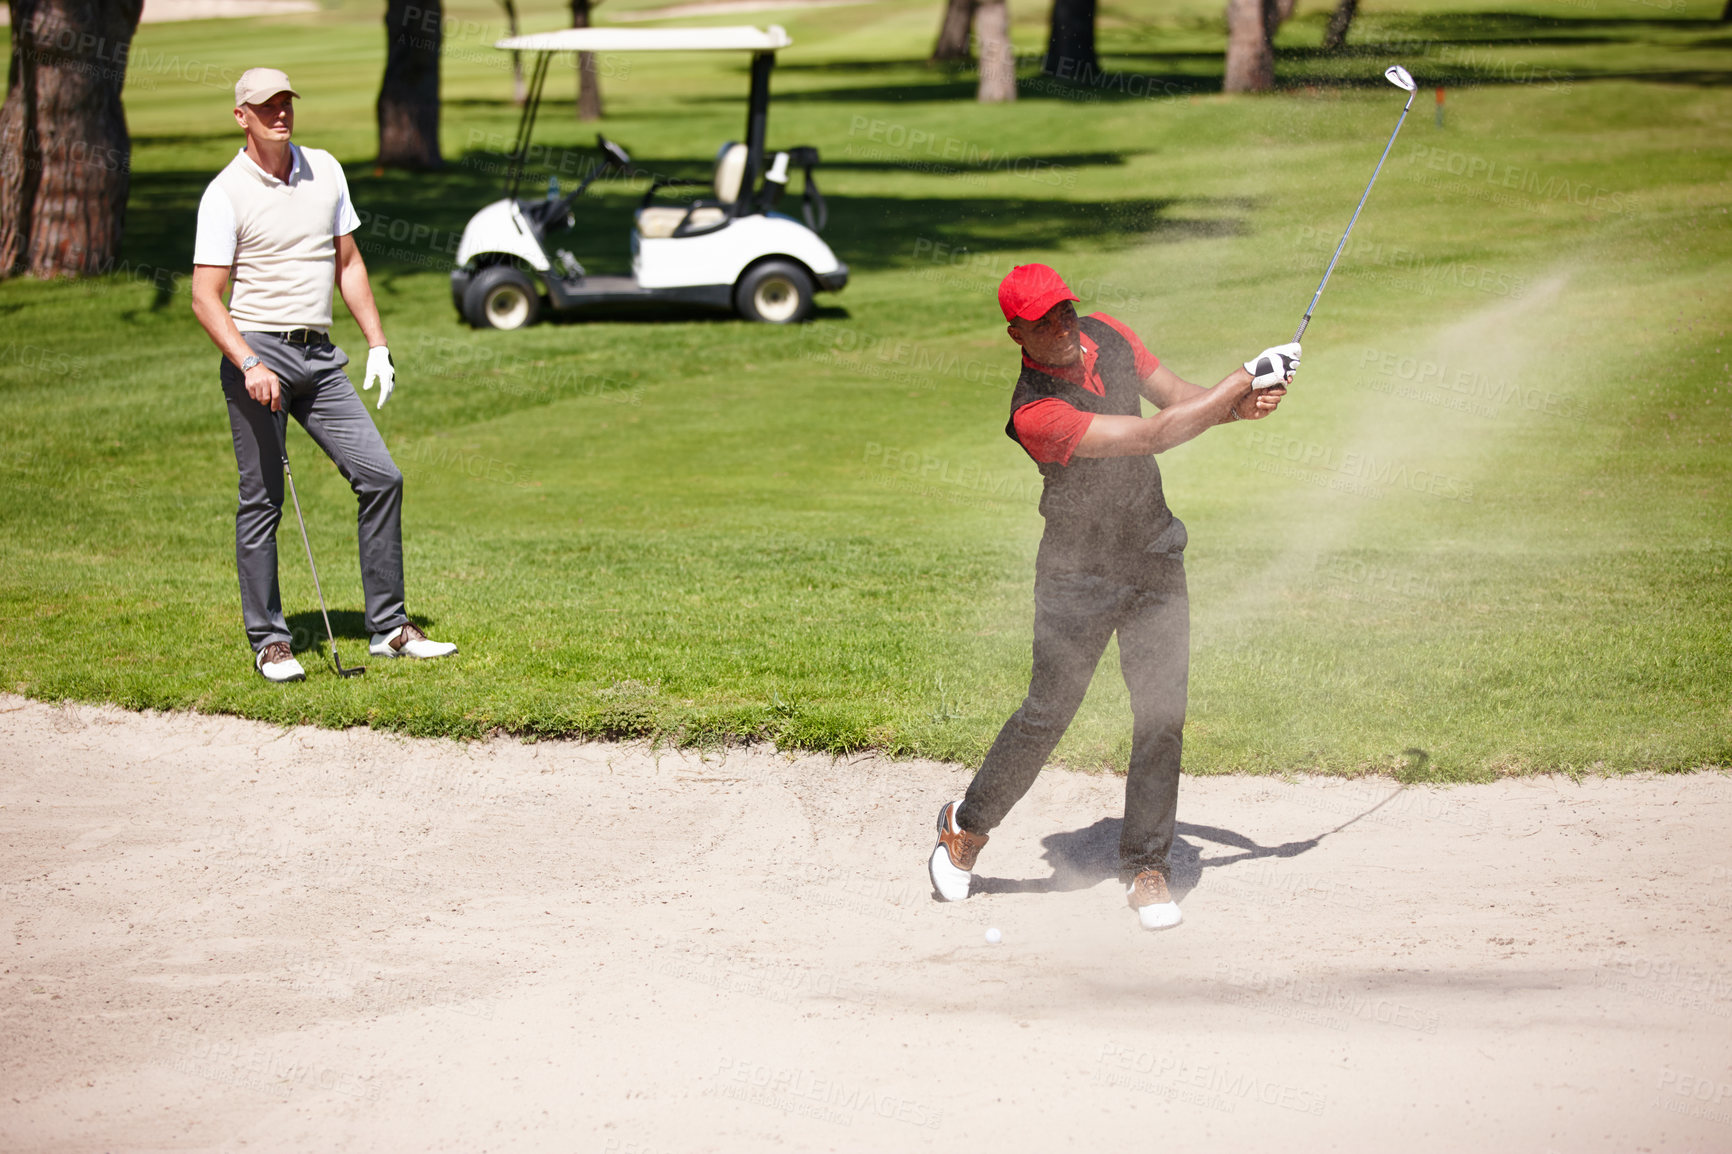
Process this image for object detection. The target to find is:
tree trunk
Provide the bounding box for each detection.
[975,0,1016,103]
[571,0,604,122]
[1321,0,1358,50]
[498,0,525,105]
[1043,0,1097,80]
[0,0,144,278]
[930,0,976,64]
[1223,0,1274,92]
[378,0,443,169]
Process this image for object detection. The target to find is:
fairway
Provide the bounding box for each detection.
[0,2,1728,780]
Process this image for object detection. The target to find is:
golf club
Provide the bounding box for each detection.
[278,418,364,678]
[1292,65,1418,344]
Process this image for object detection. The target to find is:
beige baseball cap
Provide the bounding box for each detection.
[235,67,300,107]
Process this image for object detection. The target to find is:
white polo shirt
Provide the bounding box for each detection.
[193,143,362,332]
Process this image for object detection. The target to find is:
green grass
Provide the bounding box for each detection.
[2,0,1729,779]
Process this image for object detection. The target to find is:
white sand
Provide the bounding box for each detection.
[2,693,1729,1151]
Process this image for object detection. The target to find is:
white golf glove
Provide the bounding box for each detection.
[1244,342,1301,389]
[363,345,396,410]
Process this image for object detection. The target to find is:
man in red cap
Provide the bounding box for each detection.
[927,263,1298,930]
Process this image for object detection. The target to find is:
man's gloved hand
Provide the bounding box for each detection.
[363,345,396,410]
[1244,342,1301,389]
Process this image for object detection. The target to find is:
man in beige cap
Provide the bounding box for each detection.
[191,68,457,682]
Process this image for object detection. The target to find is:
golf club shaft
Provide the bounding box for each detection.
[279,426,348,673]
[1293,91,1416,344]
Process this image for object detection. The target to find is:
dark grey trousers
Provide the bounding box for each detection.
[957,560,1189,882]
[220,333,407,653]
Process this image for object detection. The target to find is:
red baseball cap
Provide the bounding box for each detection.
[998,263,1078,322]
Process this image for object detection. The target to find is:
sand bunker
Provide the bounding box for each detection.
[1,694,1728,1151]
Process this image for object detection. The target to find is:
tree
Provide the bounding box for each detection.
[1043,0,1097,80]
[975,0,1016,102]
[1321,0,1358,50]
[1224,0,1297,92]
[931,0,977,64]
[379,0,443,169]
[1224,0,1270,92]
[498,0,526,105]
[0,0,144,278]
[571,0,603,123]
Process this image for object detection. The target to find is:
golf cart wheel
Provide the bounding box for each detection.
[464,265,542,331]
[735,260,814,324]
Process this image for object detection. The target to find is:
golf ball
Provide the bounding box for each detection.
[985,927,1002,944]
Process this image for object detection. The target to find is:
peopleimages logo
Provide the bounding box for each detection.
[708,1056,943,1129]
[1405,144,1630,214]
[1357,346,1581,420]
[1246,429,1475,503]
[845,116,1076,187]
[909,238,1145,309]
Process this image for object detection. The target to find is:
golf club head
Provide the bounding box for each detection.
[1385,65,1417,92]
[338,665,365,678]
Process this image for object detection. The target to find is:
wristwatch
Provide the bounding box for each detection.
[239,355,261,373]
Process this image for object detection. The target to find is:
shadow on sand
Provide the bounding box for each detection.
[968,784,1408,900]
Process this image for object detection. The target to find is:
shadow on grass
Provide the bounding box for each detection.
[1335,10,1732,43]
[113,1,1725,304]
[287,609,373,650]
[116,153,1253,302]
[768,11,1732,105]
[736,68,1218,105]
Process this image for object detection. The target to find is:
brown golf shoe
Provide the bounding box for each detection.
[1127,869,1182,930]
[369,622,458,659]
[255,641,306,683]
[928,800,988,902]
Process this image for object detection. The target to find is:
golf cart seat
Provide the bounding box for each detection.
[636,142,747,238]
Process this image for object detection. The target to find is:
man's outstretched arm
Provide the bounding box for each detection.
[1076,367,1286,458]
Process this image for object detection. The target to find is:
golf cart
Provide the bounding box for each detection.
[451,25,848,328]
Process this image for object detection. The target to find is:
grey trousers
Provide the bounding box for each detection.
[219,333,408,653]
[957,560,1189,882]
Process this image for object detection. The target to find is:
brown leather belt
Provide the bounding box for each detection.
[263,328,328,345]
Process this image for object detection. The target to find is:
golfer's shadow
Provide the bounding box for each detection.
[969,818,1326,901]
[285,609,424,652]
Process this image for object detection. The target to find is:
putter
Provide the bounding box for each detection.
[1292,65,1418,344]
[277,418,364,678]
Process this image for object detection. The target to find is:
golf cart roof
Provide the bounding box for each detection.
[495,26,792,53]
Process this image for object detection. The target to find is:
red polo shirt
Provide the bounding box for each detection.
[1011,313,1160,465]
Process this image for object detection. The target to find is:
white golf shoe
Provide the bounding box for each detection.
[1127,870,1182,931]
[370,622,458,660]
[928,799,988,902]
[256,641,306,683]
